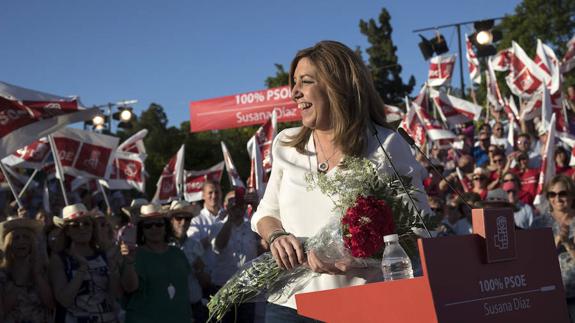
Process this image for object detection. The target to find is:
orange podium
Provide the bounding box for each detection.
[295,209,570,322]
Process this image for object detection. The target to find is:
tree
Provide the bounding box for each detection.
[359,8,416,105]
[498,0,575,57]
[265,64,290,88]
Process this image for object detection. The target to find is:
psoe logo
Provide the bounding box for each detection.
[493,216,509,250]
[44,103,62,110]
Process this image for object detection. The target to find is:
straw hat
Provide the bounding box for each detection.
[62,203,90,222]
[138,203,165,220]
[0,217,43,243]
[122,198,149,217]
[165,200,199,218]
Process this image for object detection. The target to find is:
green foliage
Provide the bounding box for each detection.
[264,64,290,88]
[359,8,415,105]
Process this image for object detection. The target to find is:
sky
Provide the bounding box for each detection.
[1,0,521,130]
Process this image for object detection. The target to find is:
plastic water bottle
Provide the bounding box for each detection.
[381,234,414,281]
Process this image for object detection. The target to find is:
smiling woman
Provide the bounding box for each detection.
[250,40,431,322]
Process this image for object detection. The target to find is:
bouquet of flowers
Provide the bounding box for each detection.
[207,157,434,321]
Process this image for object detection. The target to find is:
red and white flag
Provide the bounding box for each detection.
[384,104,404,123]
[104,152,146,192]
[117,129,148,156]
[152,145,184,203]
[0,81,99,159]
[505,41,547,98]
[491,48,512,72]
[184,162,224,202]
[221,141,245,188]
[51,127,119,179]
[429,88,482,126]
[247,135,265,198]
[465,34,481,84]
[400,97,426,148]
[246,111,277,176]
[411,87,455,141]
[486,57,505,111]
[535,39,561,94]
[561,35,575,74]
[534,113,556,206]
[2,137,51,169]
[427,54,456,87]
[103,129,149,192]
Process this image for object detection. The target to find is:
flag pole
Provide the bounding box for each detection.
[0,162,23,209]
[48,135,69,206]
[97,180,111,214]
[18,152,51,199]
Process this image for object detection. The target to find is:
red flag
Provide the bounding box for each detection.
[221,141,245,188]
[2,137,51,169]
[427,54,456,87]
[117,129,148,155]
[535,39,561,94]
[153,145,184,203]
[429,88,482,126]
[104,152,146,192]
[411,87,455,141]
[465,35,481,84]
[561,35,575,74]
[486,57,505,111]
[491,48,512,72]
[184,162,224,202]
[384,104,404,123]
[400,97,426,148]
[533,113,556,206]
[0,81,99,159]
[246,111,277,195]
[51,127,119,179]
[505,41,547,98]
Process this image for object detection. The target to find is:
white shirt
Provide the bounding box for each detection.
[180,238,205,303]
[186,207,224,276]
[209,218,258,286]
[251,126,431,309]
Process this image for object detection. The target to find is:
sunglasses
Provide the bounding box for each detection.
[494,128,503,131]
[173,216,191,222]
[503,179,514,183]
[493,159,504,163]
[473,176,486,181]
[547,191,569,199]
[68,220,92,228]
[143,222,165,229]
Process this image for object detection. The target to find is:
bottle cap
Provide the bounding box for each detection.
[384,234,399,242]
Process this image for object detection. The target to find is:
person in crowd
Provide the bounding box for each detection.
[422,160,444,197]
[187,180,224,296]
[501,180,535,229]
[250,40,431,321]
[500,172,534,206]
[515,133,541,169]
[473,128,490,167]
[45,222,66,257]
[471,167,489,200]
[166,200,207,323]
[121,198,149,223]
[487,149,508,190]
[49,203,120,322]
[490,121,508,150]
[532,175,575,319]
[510,152,539,202]
[210,190,259,322]
[120,203,191,323]
[0,217,53,322]
[450,192,481,236]
[438,154,475,195]
[556,147,575,177]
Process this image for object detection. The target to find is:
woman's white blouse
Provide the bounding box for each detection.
[251,125,431,309]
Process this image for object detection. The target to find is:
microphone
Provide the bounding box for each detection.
[397,127,473,211]
[369,123,432,238]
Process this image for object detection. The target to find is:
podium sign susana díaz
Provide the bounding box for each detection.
[295,208,570,323]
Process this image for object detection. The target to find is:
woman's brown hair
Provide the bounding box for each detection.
[284,40,389,157]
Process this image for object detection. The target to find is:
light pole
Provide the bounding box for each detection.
[85,99,138,133]
[413,17,504,95]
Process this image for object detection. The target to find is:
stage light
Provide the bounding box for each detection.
[476,30,493,45]
[119,109,133,122]
[92,115,106,127]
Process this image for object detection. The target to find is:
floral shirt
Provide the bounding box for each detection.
[0,269,52,323]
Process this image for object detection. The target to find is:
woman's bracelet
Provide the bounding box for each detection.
[267,229,291,245]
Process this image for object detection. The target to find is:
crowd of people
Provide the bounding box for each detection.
[0,39,575,322]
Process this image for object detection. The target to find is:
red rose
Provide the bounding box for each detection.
[342,196,395,257]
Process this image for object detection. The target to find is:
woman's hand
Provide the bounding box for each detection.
[269,234,305,270]
[306,250,354,275]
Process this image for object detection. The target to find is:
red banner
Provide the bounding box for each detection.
[184,162,224,202]
[190,86,299,132]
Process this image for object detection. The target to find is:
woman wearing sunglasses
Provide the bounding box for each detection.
[49,203,120,322]
[534,175,575,319]
[120,203,192,323]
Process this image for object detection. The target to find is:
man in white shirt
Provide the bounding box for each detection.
[186,180,224,297]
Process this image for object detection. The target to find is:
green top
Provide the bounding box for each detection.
[125,246,191,323]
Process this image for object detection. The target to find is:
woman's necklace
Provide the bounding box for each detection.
[314,131,337,173]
